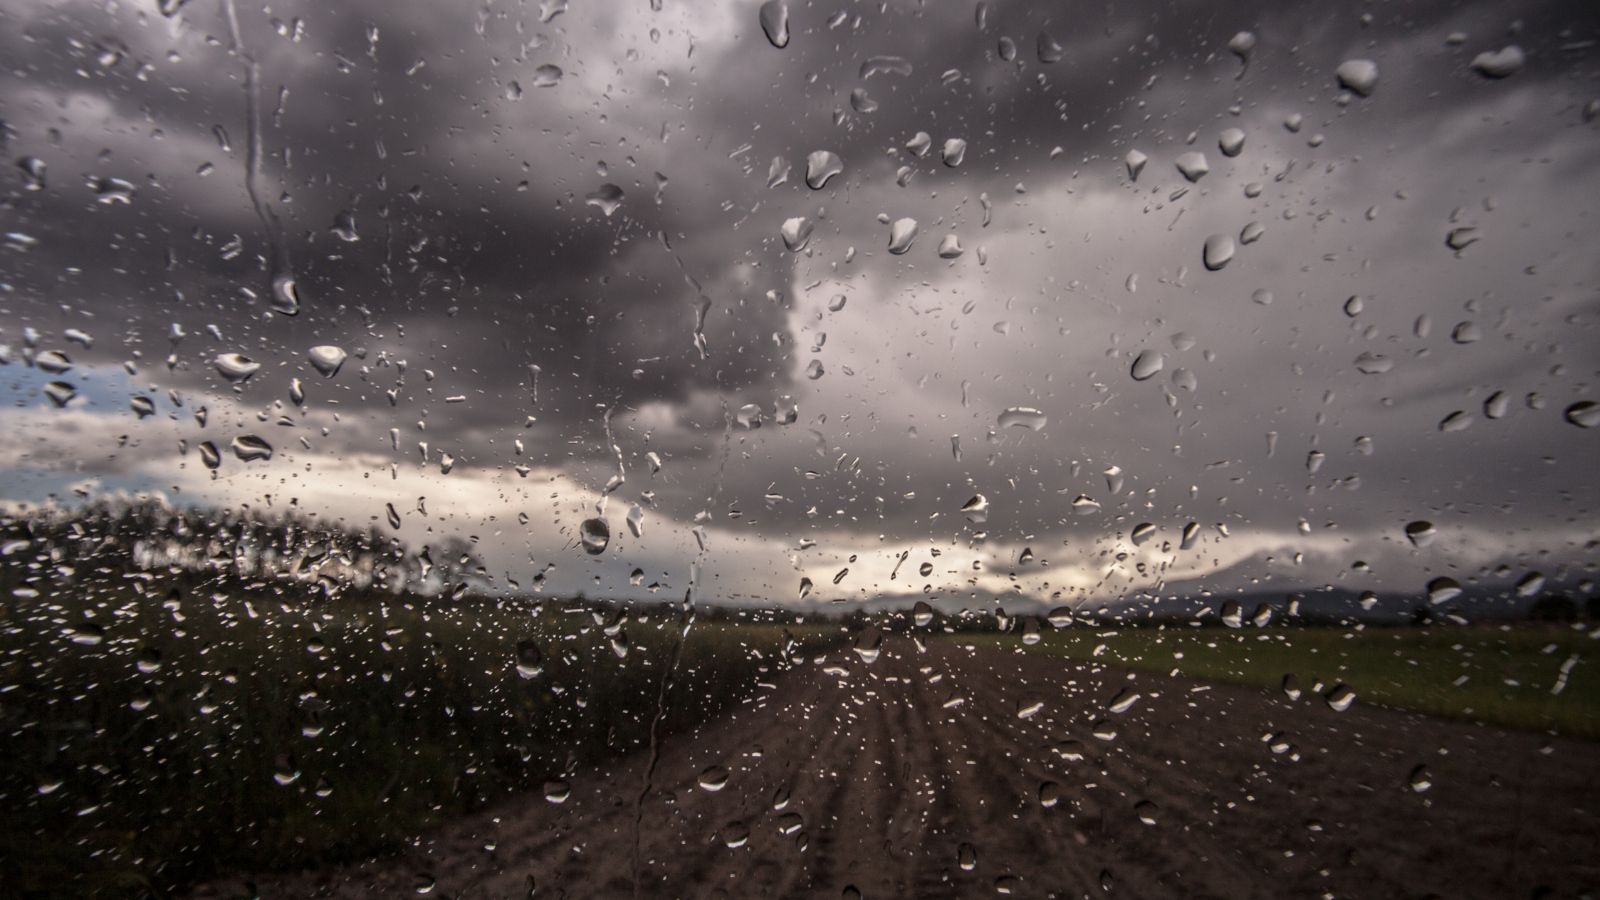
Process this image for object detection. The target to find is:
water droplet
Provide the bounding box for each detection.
[1470,45,1524,78]
[130,395,155,418]
[93,176,135,204]
[1281,674,1302,700]
[532,64,563,87]
[1325,683,1356,712]
[997,36,1017,62]
[308,345,347,377]
[912,600,935,627]
[1354,352,1393,374]
[1306,450,1325,474]
[1404,521,1436,548]
[996,407,1046,431]
[1228,31,1257,67]
[1408,764,1433,793]
[1483,391,1509,419]
[1252,288,1273,305]
[759,0,789,49]
[1037,31,1064,63]
[860,56,912,79]
[805,359,824,380]
[33,349,72,374]
[1450,321,1482,344]
[1130,350,1164,381]
[1427,577,1462,605]
[1135,800,1159,825]
[906,131,932,157]
[958,842,978,871]
[231,435,274,461]
[887,217,919,255]
[579,517,610,554]
[1516,571,1545,597]
[767,156,791,188]
[941,138,967,167]
[515,640,543,678]
[1131,522,1156,546]
[781,217,814,252]
[1445,227,1480,252]
[852,628,883,663]
[330,209,358,242]
[1202,233,1235,271]
[1336,59,1379,96]
[255,272,299,320]
[698,766,729,791]
[198,441,221,469]
[213,353,261,383]
[1038,781,1062,807]
[960,494,989,523]
[805,150,843,189]
[1124,149,1147,181]
[543,779,571,804]
[386,503,402,530]
[1439,411,1473,433]
[17,156,45,191]
[67,622,106,645]
[937,234,964,259]
[1564,401,1599,428]
[586,184,624,217]
[1108,688,1141,714]
[1218,128,1245,157]
[1174,151,1209,182]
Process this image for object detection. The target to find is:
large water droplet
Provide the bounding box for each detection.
[1116,152,1148,189]
[532,64,563,87]
[960,494,989,523]
[1404,520,1436,548]
[1218,128,1245,157]
[271,273,301,316]
[1564,401,1599,428]
[579,517,610,554]
[1336,59,1379,96]
[1130,350,1164,381]
[1426,576,1462,605]
[330,210,359,242]
[1037,32,1063,63]
[515,641,543,678]
[308,345,347,377]
[781,217,814,252]
[941,138,967,167]
[1174,151,1209,182]
[937,234,964,259]
[214,353,261,383]
[230,435,274,461]
[759,0,789,48]
[997,407,1046,431]
[805,151,843,189]
[1470,45,1524,78]
[1202,233,1235,271]
[585,184,624,217]
[887,217,919,255]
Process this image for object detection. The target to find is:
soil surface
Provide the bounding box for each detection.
[190,639,1600,899]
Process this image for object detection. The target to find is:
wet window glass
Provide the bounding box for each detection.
[2,0,1597,897]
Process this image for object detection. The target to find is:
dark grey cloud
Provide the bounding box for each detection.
[1,0,1596,606]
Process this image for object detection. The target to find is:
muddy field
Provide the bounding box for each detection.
[190,638,1600,899]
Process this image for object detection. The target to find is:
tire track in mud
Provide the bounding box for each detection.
[189,637,1600,899]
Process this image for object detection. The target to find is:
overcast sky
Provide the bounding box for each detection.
[1,0,1596,613]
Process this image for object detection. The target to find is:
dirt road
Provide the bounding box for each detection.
[190,638,1600,898]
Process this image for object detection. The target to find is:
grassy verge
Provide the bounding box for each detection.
[0,569,838,898]
[961,624,1599,739]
